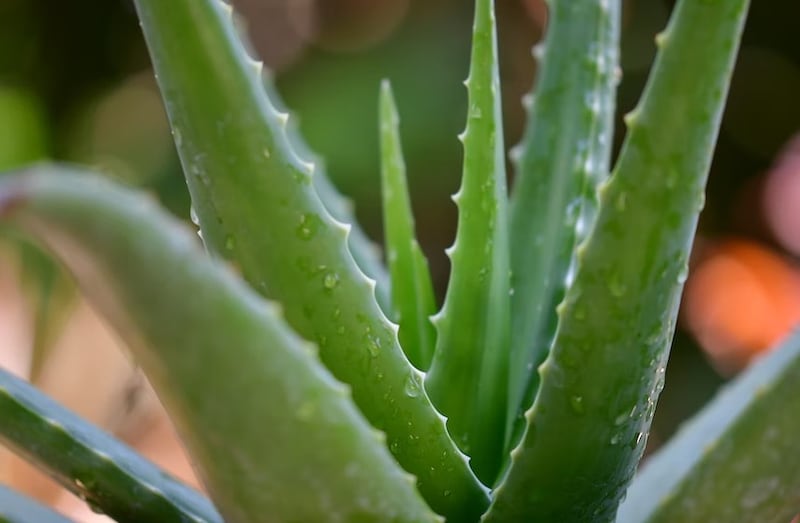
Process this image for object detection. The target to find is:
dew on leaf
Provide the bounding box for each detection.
[323,272,340,291]
[570,395,585,415]
[296,213,319,240]
[404,374,421,398]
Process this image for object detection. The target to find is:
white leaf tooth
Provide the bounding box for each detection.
[301,160,315,174]
[532,42,546,61]
[521,93,534,110]
[509,144,524,164]
[216,0,234,19]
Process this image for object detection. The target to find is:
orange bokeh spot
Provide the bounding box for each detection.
[683,239,800,374]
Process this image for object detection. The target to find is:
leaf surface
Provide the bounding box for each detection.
[618,331,800,523]
[505,0,620,451]
[424,0,511,485]
[0,167,441,523]
[0,367,222,523]
[133,0,489,518]
[379,81,437,371]
[486,0,750,520]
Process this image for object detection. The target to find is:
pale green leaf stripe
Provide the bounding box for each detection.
[486,0,749,520]
[0,484,73,523]
[425,0,510,485]
[618,331,800,523]
[505,0,620,451]
[0,168,441,523]
[133,0,489,519]
[0,367,222,523]
[379,80,437,371]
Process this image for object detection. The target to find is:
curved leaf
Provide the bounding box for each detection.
[0,367,222,523]
[505,0,620,452]
[617,331,800,523]
[0,167,440,523]
[486,0,750,520]
[132,0,489,518]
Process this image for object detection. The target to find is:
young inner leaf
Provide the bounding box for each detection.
[505,0,620,453]
[379,80,437,371]
[424,0,511,486]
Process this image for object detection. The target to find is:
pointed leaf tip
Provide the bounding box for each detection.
[379,80,438,371]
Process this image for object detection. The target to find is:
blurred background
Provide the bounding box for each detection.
[0,0,798,519]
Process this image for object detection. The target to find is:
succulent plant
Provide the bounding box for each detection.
[2,0,798,521]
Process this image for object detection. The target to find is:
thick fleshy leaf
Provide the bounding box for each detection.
[505,0,620,451]
[379,80,437,371]
[617,331,800,523]
[132,0,488,518]
[0,484,74,523]
[0,167,441,523]
[0,367,222,523]
[486,0,750,520]
[261,80,392,312]
[424,0,511,485]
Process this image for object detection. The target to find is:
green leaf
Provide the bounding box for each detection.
[505,0,620,451]
[486,0,750,520]
[0,366,222,523]
[262,80,392,313]
[0,167,441,523]
[379,80,437,371]
[618,332,800,523]
[0,484,74,523]
[424,0,510,485]
[132,0,489,518]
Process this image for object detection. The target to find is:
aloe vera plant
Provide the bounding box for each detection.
[2,0,798,521]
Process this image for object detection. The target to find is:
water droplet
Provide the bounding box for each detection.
[469,104,482,119]
[615,192,627,211]
[608,274,627,297]
[173,127,182,147]
[404,374,421,397]
[225,234,235,251]
[573,307,586,320]
[323,272,340,291]
[262,147,270,159]
[296,213,319,240]
[443,490,452,497]
[296,402,315,420]
[610,433,622,445]
[665,170,678,189]
[197,229,204,241]
[366,335,381,357]
[336,325,345,335]
[570,395,585,415]
[332,308,341,319]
